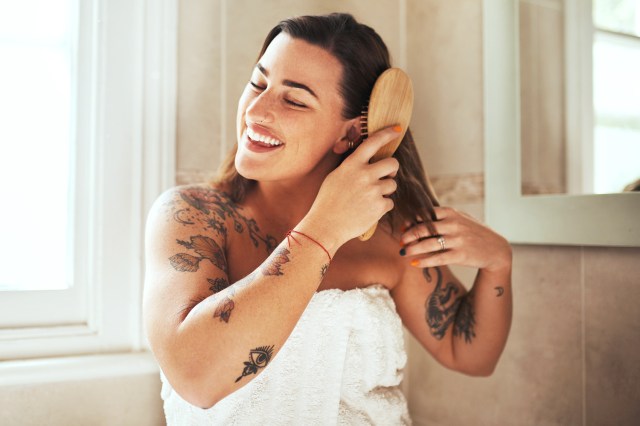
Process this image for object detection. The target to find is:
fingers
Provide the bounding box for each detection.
[401,234,454,257]
[351,125,402,163]
[369,157,399,179]
[379,177,397,196]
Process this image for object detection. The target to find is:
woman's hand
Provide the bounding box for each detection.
[399,207,512,273]
[303,126,402,249]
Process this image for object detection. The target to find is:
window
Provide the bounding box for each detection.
[565,0,640,194]
[592,0,640,193]
[0,0,176,361]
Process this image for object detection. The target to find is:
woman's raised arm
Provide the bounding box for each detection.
[143,127,401,408]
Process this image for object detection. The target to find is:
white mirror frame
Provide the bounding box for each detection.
[483,0,640,247]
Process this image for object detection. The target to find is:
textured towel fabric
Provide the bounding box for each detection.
[160,284,412,425]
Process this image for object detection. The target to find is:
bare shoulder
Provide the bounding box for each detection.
[147,183,236,235]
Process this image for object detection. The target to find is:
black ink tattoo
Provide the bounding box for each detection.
[320,264,329,279]
[213,296,235,323]
[453,292,476,343]
[495,286,505,297]
[423,267,477,343]
[165,187,277,253]
[208,277,230,293]
[235,345,274,382]
[261,247,291,276]
[169,235,228,273]
[424,267,460,340]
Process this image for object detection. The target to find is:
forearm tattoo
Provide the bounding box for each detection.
[423,267,476,343]
[235,345,274,382]
[320,264,329,280]
[261,247,291,276]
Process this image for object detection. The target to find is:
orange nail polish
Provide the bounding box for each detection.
[393,125,402,133]
[411,259,419,266]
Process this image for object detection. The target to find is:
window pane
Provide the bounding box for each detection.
[593,0,640,37]
[593,32,640,193]
[0,1,74,290]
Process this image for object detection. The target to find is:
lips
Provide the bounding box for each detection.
[243,123,284,153]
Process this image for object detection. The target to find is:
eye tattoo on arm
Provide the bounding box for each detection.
[235,345,274,382]
[423,267,477,343]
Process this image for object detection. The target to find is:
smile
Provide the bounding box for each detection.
[246,127,284,146]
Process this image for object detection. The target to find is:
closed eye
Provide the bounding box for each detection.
[250,81,265,91]
[285,99,306,108]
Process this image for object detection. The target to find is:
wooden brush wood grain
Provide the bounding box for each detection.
[359,68,414,241]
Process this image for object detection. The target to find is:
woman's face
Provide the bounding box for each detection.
[235,33,354,183]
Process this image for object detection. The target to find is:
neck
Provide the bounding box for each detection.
[246,158,338,236]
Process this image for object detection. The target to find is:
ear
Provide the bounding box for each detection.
[332,117,362,154]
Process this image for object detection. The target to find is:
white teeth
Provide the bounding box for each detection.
[247,127,283,146]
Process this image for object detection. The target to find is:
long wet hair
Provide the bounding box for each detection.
[215,13,439,233]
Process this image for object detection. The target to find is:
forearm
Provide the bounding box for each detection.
[164,220,337,408]
[451,265,513,376]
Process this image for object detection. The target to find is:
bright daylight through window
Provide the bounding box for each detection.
[0,0,73,291]
[593,0,640,193]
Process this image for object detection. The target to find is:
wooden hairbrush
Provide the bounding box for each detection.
[358,68,414,241]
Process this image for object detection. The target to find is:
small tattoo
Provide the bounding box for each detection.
[453,293,476,343]
[261,247,291,276]
[235,345,274,382]
[495,286,505,297]
[169,235,228,273]
[208,277,230,293]
[213,296,235,323]
[320,264,329,279]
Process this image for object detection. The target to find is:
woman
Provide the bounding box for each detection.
[144,13,512,425]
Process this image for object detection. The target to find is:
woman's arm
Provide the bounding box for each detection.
[391,207,512,375]
[143,127,402,408]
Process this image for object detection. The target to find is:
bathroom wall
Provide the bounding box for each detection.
[177,1,640,425]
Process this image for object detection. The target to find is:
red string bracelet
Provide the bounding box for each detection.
[285,229,332,262]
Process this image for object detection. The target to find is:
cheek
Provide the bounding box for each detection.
[236,88,253,137]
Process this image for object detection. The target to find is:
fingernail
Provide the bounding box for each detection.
[399,248,406,256]
[393,125,402,133]
[410,259,419,266]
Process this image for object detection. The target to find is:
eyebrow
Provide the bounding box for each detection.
[255,63,318,99]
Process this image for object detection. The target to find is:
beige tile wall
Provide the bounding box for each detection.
[1,373,164,426]
[177,1,640,425]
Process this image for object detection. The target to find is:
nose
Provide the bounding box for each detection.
[245,89,275,125]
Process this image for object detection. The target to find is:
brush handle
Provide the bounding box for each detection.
[359,68,414,241]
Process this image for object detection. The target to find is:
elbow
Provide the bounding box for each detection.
[454,359,498,377]
[168,366,228,409]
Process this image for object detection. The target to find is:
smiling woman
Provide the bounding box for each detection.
[143,12,513,424]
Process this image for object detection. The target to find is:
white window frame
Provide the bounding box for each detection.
[564,0,595,194]
[0,0,176,361]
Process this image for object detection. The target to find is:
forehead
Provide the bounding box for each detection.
[257,33,343,102]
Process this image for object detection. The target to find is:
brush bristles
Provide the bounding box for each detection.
[360,103,369,139]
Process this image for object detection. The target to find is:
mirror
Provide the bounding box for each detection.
[483,0,640,246]
[519,0,640,196]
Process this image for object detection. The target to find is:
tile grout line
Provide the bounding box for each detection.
[581,246,586,426]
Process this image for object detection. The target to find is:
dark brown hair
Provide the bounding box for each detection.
[215,13,439,233]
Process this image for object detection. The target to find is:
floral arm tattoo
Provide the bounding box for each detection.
[166,187,276,324]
